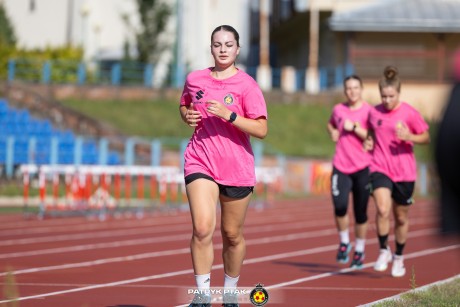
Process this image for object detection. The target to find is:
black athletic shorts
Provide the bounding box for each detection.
[185,173,254,199]
[370,172,415,205]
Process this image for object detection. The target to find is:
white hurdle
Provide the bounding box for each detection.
[19,165,284,220]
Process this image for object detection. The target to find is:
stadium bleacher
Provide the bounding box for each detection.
[0,98,120,167]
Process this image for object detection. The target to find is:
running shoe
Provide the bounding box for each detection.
[189,293,211,307]
[391,255,406,277]
[374,247,392,272]
[222,292,239,307]
[350,251,365,269]
[336,242,351,263]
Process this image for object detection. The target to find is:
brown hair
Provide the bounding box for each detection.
[379,66,401,92]
[211,25,240,47]
[343,75,363,87]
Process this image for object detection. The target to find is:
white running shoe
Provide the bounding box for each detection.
[391,255,406,277]
[374,248,392,272]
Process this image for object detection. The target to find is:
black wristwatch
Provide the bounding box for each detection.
[228,112,237,123]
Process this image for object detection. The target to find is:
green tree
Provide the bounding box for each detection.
[123,0,171,64]
[0,3,16,46]
[0,3,16,80]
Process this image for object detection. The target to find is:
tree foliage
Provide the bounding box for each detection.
[0,3,16,80]
[0,3,16,47]
[133,0,172,63]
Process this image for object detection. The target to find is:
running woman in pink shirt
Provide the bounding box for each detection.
[328,75,372,269]
[368,66,430,277]
[179,25,268,307]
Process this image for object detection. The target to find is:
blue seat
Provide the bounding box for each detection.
[108,152,120,165]
[0,98,122,165]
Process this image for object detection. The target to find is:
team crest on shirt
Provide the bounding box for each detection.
[224,93,234,105]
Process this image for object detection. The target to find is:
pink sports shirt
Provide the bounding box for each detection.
[180,67,267,186]
[329,101,372,174]
[368,102,429,182]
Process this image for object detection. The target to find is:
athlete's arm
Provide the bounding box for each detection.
[398,129,430,145]
[206,99,267,139]
[353,124,368,141]
[363,130,375,151]
[230,116,268,139]
[179,103,202,127]
[395,121,430,144]
[343,119,367,141]
[327,122,339,142]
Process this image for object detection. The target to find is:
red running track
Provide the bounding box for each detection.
[0,195,458,307]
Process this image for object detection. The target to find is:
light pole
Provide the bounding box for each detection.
[173,0,184,88]
[66,0,74,46]
[80,2,91,61]
[93,21,102,61]
[306,0,320,94]
[257,0,272,91]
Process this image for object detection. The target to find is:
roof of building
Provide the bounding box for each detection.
[329,0,460,33]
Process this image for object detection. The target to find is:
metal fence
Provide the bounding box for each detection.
[8,59,154,87]
[7,58,353,91]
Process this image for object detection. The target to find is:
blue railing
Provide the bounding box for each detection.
[7,59,154,87]
[7,58,353,91]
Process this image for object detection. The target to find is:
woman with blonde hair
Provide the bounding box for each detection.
[367,66,430,277]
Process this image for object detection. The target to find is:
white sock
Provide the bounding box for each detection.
[339,230,350,244]
[223,273,239,290]
[195,273,211,291]
[355,238,365,253]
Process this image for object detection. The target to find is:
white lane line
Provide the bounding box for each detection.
[0,233,190,259]
[0,218,330,247]
[0,268,196,303]
[0,205,314,236]
[264,244,460,290]
[0,282,408,292]
[0,248,190,277]
[0,215,430,259]
[0,224,190,246]
[1,231,455,304]
[0,220,334,260]
[0,229,338,276]
[0,226,435,277]
[0,215,190,236]
[173,244,460,307]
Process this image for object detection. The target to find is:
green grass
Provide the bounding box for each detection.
[60,98,435,161]
[61,98,337,157]
[374,276,460,306]
[62,99,192,140]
